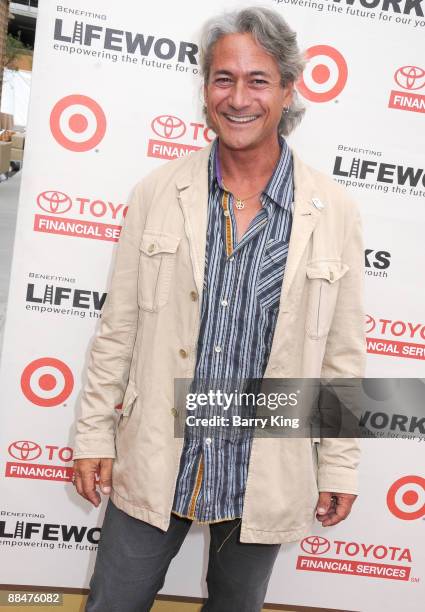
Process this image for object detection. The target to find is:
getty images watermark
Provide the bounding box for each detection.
[172,378,425,441]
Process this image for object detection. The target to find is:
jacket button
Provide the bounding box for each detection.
[179,348,188,358]
[190,291,198,301]
[171,408,178,417]
[148,243,155,253]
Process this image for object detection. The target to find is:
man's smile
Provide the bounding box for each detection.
[222,113,261,124]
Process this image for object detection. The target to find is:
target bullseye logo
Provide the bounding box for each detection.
[21,357,74,407]
[297,45,348,103]
[387,475,425,520]
[50,95,106,152]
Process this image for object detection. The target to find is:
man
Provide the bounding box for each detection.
[73,6,366,612]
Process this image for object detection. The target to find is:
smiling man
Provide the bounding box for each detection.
[73,7,366,612]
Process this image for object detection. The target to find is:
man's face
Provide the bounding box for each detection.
[204,33,293,152]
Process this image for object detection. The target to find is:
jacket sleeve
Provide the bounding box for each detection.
[72,180,148,459]
[316,191,367,494]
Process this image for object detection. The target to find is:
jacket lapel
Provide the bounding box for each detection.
[278,148,325,306]
[176,143,212,305]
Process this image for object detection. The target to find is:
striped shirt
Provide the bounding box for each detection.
[171,136,294,523]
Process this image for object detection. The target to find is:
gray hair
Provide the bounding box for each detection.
[199,6,306,136]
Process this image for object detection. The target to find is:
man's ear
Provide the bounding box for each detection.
[283,81,295,107]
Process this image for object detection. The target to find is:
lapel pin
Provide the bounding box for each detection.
[312,198,325,210]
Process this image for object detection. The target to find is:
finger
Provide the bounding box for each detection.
[316,498,337,522]
[99,460,113,495]
[81,470,101,507]
[74,472,84,498]
[316,492,332,516]
[321,499,351,527]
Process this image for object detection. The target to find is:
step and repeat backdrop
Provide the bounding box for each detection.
[0,0,424,609]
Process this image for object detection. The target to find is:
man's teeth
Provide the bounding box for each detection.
[226,115,258,123]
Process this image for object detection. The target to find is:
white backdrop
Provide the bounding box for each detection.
[0,0,424,609]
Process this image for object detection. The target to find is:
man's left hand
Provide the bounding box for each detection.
[315,492,357,527]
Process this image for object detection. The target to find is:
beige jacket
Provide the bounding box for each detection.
[73,141,366,544]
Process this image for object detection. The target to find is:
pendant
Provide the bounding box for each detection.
[235,198,245,210]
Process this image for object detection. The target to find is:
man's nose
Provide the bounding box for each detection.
[228,80,252,109]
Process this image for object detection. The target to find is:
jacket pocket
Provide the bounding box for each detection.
[138,230,181,312]
[305,260,349,339]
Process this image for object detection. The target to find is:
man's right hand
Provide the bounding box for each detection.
[73,458,113,507]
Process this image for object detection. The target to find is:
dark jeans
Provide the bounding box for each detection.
[86,498,281,612]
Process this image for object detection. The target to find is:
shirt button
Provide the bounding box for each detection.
[205,438,212,445]
[214,346,221,353]
[221,299,228,307]
[228,256,234,262]
[171,408,178,417]
[190,290,198,301]
[147,243,155,253]
[223,210,230,217]
[179,348,188,358]
[329,271,334,281]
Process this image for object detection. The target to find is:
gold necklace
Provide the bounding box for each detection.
[221,180,263,210]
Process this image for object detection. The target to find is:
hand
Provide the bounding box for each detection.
[72,458,113,507]
[315,491,357,527]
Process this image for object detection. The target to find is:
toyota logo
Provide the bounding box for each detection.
[8,440,42,461]
[365,314,376,334]
[394,66,425,91]
[37,191,72,215]
[387,475,425,521]
[151,115,186,139]
[301,536,331,555]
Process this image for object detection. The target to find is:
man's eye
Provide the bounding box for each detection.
[252,79,267,85]
[215,77,232,84]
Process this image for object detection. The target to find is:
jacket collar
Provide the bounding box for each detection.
[175,141,325,304]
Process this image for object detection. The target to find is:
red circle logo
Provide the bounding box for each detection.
[50,95,106,152]
[8,440,42,461]
[365,314,376,334]
[21,358,74,407]
[37,190,72,214]
[151,115,186,139]
[297,45,348,103]
[387,475,425,520]
[300,535,331,555]
[394,66,425,91]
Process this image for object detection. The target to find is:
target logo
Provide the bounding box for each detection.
[37,190,72,214]
[300,536,331,555]
[151,115,186,139]
[8,440,42,461]
[387,475,425,521]
[50,94,106,152]
[297,45,348,103]
[394,66,425,91]
[21,358,74,407]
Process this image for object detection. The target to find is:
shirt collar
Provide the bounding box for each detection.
[208,136,293,210]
